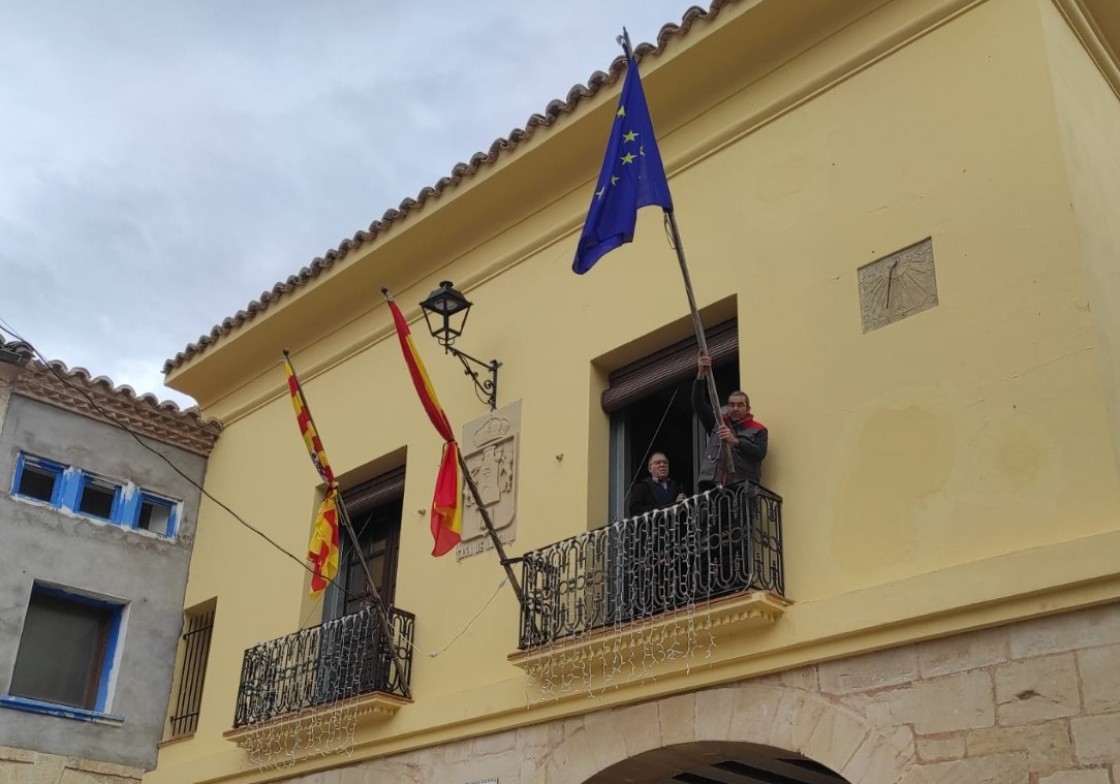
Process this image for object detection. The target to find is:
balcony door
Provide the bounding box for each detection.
[605,319,739,521]
[314,467,405,707]
[327,467,404,621]
[597,321,739,627]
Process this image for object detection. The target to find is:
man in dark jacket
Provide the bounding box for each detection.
[627,452,687,516]
[693,352,768,488]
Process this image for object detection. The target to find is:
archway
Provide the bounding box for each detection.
[585,741,852,784]
[531,684,916,784]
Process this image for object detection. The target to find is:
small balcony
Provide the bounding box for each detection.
[516,483,785,652]
[232,605,414,729]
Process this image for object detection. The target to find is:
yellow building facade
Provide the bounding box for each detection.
[151,0,1120,782]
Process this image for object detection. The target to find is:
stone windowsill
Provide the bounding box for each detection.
[0,694,125,726]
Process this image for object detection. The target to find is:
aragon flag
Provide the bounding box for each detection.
[283,353,341,596]
[385,297,463,557]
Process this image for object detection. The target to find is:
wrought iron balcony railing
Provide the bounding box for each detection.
[233,605,414,728]
[518,483,783,650]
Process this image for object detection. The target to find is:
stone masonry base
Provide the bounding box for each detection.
[282,601,1120,784]
[0,746,144,784]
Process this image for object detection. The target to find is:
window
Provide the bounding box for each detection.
[326,467,405,620]
[604,319,739,519]
[138,494,175,536]
[77,476,119,519]
[12,455,64,504]
[167,600,215,738]
[3,584,125,717]
[9,453,180,538]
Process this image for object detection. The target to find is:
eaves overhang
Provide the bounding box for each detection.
[163,0,902,411]
[162,0,743,395]
[164,0,1120,412]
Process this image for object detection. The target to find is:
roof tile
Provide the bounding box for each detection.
[164,0,731,374]
[5,346,221,455]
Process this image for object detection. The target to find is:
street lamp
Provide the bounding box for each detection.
[419,281,501,411]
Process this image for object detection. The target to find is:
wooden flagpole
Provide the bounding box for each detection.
[378,290,528,613]
[283,350,411,695]
[456,450,527,608]
[617,30,735,482]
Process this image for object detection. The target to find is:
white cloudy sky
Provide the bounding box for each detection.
[0,0,696,407]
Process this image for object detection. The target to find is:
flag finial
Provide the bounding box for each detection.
[617,28,633,60]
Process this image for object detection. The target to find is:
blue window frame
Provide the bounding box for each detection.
[117,491,179,537]
[74,474,122,521]
[2,583,126,719]
[11,454,66,505]
[136,493,177,537]
[9,453,180,539]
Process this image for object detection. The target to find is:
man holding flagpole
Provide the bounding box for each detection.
[694,351,768,489]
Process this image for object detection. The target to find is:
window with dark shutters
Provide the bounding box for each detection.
[604,319,740,519]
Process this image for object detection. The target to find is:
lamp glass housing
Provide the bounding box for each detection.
[420,281,472,347]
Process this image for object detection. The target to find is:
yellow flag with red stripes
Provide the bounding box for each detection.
[307,488,340,595]
[283,353,341,595]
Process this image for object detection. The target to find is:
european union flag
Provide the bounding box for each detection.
[572,56,673,274]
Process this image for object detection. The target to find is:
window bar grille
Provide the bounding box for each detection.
[169,608,215,738]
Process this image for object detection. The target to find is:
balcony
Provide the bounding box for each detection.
[231,605,414,729]
[514,483,785,671]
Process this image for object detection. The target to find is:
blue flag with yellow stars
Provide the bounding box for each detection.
[572,56,673,274]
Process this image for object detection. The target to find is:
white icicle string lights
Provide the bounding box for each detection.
[523,496,724,703]
[240,610,380,769]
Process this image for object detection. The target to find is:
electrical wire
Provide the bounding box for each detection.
[0,320,361,604]
[422,576,508,658]
[0,319,515,658]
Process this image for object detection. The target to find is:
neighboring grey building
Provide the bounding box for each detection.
[0,339,219,780]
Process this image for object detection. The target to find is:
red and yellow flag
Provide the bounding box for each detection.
[283,354,341,595]
[307,488,340,595]
[386,297,463,556]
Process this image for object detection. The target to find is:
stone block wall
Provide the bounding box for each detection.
[804,602,1120,781]
[0,746,143,784]
[281,601,1120,784]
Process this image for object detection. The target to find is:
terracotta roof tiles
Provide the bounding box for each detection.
[0,337,34,365]
[2,339,221,456]
[164,1,730,374]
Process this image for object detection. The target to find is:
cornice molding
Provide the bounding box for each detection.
[1050,0,1120,99]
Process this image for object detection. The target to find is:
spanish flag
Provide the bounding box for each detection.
[385,295,463,556]
[283,353,341,595]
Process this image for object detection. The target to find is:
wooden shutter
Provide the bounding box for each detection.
[601,320,738,413]
[342,466,406,516]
